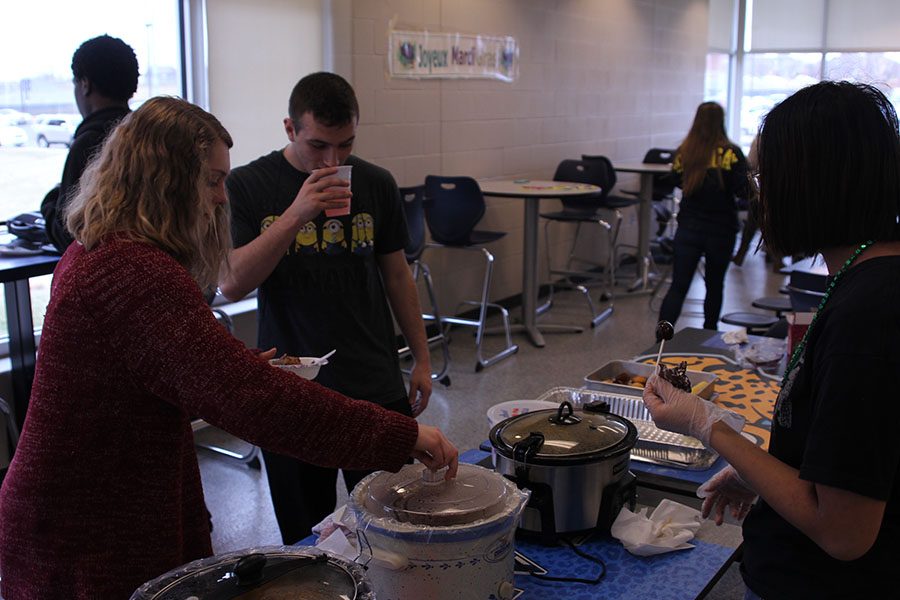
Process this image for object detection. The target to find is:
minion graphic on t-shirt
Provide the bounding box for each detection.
[321,219,347,255]
[295,221,318,255]
[351,212,375,255]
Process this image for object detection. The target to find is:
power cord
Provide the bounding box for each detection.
[527,537,607,585]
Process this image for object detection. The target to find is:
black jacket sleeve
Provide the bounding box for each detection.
[40,129,105,252]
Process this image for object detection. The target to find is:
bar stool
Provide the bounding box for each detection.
[423,176,518,371]
[720,311,779,335]
[751,296,793,318]
[397,185,451,386]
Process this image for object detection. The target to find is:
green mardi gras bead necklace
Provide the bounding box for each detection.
[780,240,874,388]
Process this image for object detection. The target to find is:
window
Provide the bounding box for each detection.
[707,0,900,151]
[824,52,900,113]
[704,52,731,108]
[0,1,184,342]
[741,52,821,147]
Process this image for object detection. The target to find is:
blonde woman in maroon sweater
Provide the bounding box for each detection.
[0,97,458,600]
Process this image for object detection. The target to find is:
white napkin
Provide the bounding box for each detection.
[610,499,703,556]
[311,504,409,570]
[312,505,358,559]
[722,328,749,345]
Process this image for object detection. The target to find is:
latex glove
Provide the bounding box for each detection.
[642,373,745,446]
[697,465,758,525]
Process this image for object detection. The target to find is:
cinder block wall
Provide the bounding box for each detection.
[336,0,708,314]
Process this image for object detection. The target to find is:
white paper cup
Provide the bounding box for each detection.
[325,164,352,217]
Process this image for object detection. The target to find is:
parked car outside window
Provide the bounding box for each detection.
[0,125,27,147]
[33,114,81,148]
[0,109,34,128]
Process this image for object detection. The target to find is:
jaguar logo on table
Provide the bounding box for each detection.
[389,29,519,82]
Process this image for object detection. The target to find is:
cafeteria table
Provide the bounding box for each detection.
[611,162,672,293]
[478,179,603,348]
[300,446,742,600]
[0,253,60,432]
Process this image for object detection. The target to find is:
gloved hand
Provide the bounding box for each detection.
[697,465,757,525]
[642,373,745,446]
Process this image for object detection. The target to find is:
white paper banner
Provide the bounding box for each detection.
[389,29,519,82]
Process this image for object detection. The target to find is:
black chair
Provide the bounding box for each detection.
[539,159,619,326]
[580,155,648,286]
[397,185,451,386]
[423,176,518,371]
[615,148,678,239]
[619,148,677,201]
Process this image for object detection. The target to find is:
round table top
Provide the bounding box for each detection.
[478,179,601,198]
[612,161,672,174]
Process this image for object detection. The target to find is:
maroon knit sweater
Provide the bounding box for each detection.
[0,239,418,599]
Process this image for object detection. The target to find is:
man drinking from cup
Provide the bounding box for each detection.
[219,72,433,544]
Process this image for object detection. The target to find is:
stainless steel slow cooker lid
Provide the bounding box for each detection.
[490,400,636,464]
[130,547,370,600]
[361,463,510,526]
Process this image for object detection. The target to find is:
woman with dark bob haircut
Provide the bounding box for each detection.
[0,97,458,600]
[643,81,900,599]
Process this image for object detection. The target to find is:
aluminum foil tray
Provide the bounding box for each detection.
[535,387,718,470]
[584,360,717,399]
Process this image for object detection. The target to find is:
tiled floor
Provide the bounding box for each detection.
[197,243,789,598]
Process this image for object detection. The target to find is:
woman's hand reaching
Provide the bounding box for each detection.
[698,465,758,525]
[412,425,459,480]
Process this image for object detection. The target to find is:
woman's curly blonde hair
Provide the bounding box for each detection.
[66,96,233,291]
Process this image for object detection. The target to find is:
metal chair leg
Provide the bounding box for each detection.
[434,245,518,371]
[541,213,615,325]
[401,259,451,385]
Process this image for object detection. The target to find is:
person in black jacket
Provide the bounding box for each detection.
[659,102,750,329]
[40,35,139,252]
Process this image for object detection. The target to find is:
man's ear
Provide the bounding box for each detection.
[283,117,296,141]
[78,77,93,97]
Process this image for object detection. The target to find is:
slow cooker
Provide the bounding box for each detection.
[489,400,638,540]
[130,546,372,599]
[348,463,529,600]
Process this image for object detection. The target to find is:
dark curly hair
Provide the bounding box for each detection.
[71,35,139,102]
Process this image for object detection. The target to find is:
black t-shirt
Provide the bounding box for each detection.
[741,256,900,599]
[669,143,750,234]
[227,151,408,404]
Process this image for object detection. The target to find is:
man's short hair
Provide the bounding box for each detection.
[758,81,900,256]
[71,35,139,102]
[288,72,359,128]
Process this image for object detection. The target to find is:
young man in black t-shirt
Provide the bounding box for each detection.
[220,72,433,544]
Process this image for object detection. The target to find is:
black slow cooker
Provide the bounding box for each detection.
[490,400,638,541]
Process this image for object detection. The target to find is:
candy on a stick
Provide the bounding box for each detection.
[654,320,675,369]
[655,320,674,343]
